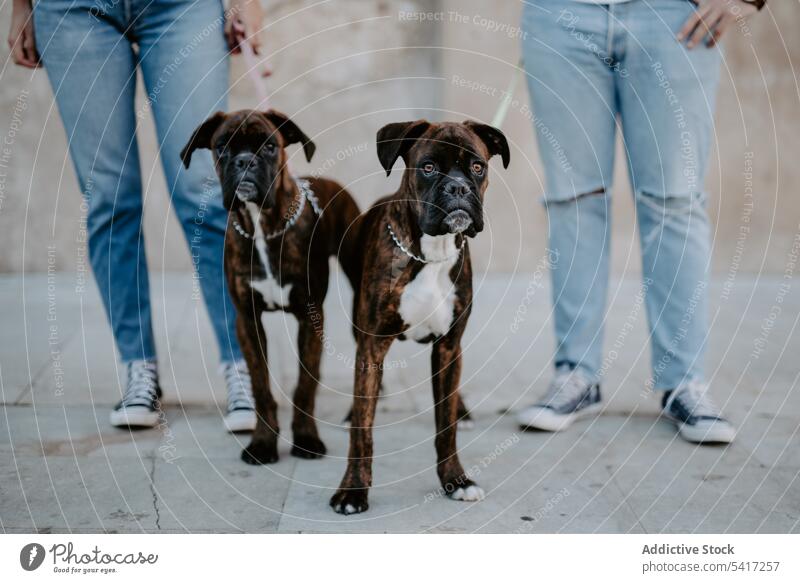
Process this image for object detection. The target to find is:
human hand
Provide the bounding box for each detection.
[226,0,265,55]
[8,0,41,68]
[678,0,758,49]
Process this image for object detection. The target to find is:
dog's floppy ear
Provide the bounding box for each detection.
[262,109,316,162]
[376,120,431,176]
[180,111,226,169]
[463,121,510,169]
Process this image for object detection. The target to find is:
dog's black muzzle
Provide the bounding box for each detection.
[222,152,275,210]
[433,177,482,237]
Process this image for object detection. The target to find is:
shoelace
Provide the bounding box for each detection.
[667,381,720,418]
[122,361,159,408]
[222,360,254,412]
[541,367,591,409]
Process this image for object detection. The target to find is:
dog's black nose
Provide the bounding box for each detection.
[443,180,471,197]
[233,154,256,171]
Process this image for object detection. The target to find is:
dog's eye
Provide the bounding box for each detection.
[215,144,226,157]
[421,162,436,176]
[471,162,485,175]
[264,143,277,155]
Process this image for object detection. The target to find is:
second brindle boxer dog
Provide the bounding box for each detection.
[330,119,510,514]
[181,109,360,464]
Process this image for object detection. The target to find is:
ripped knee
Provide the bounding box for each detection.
[543,187,606,206]
[580,187,606,198]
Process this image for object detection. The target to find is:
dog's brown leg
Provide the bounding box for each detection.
[237,314,280,464]
[330,336,392,514]
[431,334,484,501]
[290,313,327,459]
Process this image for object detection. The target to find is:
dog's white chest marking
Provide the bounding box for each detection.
[245,202,292,309]
[398,234,459,341]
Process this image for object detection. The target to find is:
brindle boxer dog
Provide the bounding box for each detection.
[330,119,509,514]
[181,109,361,464]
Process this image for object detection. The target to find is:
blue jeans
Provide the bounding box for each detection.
[521,0,721,390]
[34,0,242,363]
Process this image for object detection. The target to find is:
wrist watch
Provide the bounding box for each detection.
[741,0,766,9]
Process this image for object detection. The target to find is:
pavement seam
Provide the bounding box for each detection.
[12,328,80,405]
[607,466,649,534]
[275,457,299,534]
[148,454,162,531]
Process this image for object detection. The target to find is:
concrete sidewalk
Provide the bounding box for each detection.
[1,271,798,533]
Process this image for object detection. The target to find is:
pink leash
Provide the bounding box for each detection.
[237,36,303,179]
[231,16,272,104]
[240,41,270,107]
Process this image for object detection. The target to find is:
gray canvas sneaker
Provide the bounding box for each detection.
[516,365,602,432]
[662,381,735,444]
[222,360,256,433]
[110,360,162,428]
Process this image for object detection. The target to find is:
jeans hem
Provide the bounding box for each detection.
[555,361,601,385]
[119,355,157,364]
[650,376,705,392]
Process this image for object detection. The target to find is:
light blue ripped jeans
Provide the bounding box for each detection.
[521,0,720,390]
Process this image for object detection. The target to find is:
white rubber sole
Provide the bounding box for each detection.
[110,407,160,428]
[224,409,257,433]
[669,417,736,444]
[517,402,602,432]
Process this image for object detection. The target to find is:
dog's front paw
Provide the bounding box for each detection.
[444,477,485,502]
[449,484,485,501]
[291,434,327,459]
[330,488,369,515]
[241,439,279,465]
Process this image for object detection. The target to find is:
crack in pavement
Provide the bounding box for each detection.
[148,453,162,531]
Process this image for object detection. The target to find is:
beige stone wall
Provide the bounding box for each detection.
[0,0,797,274]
